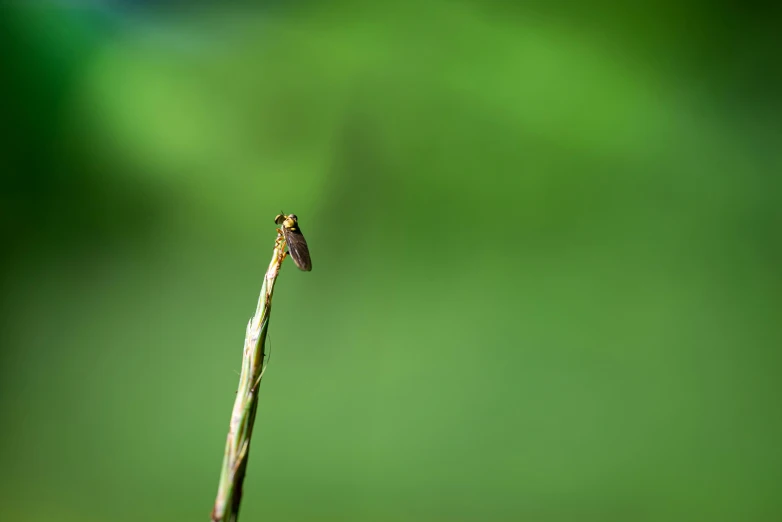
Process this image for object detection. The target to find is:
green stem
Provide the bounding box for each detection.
[211,230,287,522]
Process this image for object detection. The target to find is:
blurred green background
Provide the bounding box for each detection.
[2,2,780,521]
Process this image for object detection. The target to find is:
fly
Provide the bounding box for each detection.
[274,212,312,271]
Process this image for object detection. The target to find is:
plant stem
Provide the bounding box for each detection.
[211,230,287,522]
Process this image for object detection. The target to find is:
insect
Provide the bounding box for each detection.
[274,212,312,271]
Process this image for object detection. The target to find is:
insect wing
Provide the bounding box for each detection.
[283,227,312,271]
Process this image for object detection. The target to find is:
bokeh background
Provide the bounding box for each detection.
[2,2,780,521]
